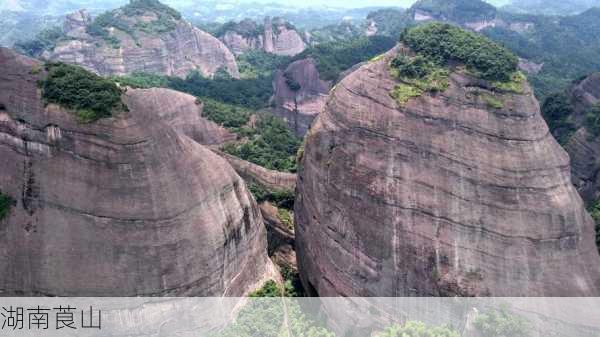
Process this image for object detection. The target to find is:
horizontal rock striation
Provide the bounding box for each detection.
[43,7,239,78]
[0,48,268,296]
[295,47,600,296]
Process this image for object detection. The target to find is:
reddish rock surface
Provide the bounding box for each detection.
[0,48,269,296]
[295,47,600,296]
[43,7,239,78]
[219,17,306,57]
[272,58,331,136]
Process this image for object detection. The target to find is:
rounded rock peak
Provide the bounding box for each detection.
[295,45,600,297]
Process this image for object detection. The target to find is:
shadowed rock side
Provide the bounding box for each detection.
[0,48,269,296]
[272,58,331,136]
[295,47,600,296]
[564,73,600,204]
[44,9,239,78]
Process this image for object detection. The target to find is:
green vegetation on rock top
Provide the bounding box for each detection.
[401,23,519,82]
[121,0,181,20]
[389,52,450,106]
[40,63,123,122]
[0,191,15,221]
[86,0,181,46]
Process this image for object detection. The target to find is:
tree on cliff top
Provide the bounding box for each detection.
[40,63,123,122]
[401,22,519,82]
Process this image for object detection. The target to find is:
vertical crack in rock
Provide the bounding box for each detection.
[0,48,269,296]
[295,46,600,297]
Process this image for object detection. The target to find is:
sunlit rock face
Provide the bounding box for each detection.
[295,47,600,297]
[0,48,269,296]
[43,5,239,79]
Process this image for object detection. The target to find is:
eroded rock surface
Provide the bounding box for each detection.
[295,47,600,296]
[43,4,239,78]
[219,17,306,57]
[272,58,331,136]
[0,48,268,296]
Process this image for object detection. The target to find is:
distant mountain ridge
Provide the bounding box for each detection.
[503,0,600,15]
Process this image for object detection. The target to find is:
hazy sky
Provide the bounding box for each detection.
[228,0,511,8]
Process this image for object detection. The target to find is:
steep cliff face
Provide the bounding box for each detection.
[563,73,600,204]
[295,47,600,296]
[219,17,306,57]
[272,58,331,136]
[0,48,269,296]
[42,1,239,78]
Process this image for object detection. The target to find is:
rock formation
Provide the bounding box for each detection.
[216,150,296,192]
[0,48,269,296]
[218,17,306,57]
[562,73,600,204]
[272,58,331,136]
[43,1,239,78]
[295,46,600,296]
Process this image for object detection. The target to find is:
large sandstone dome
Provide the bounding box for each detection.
[0,48,268,296]
[295,42,600,296]
[42,1,239,78]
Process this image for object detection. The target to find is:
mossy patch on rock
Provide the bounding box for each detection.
[492,71,527,94]
[471,90,504,109]
[389,53,449,106]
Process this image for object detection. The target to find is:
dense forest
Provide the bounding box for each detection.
[483,8,600,98]
[292,35,397,81]
[41,62,123,122]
